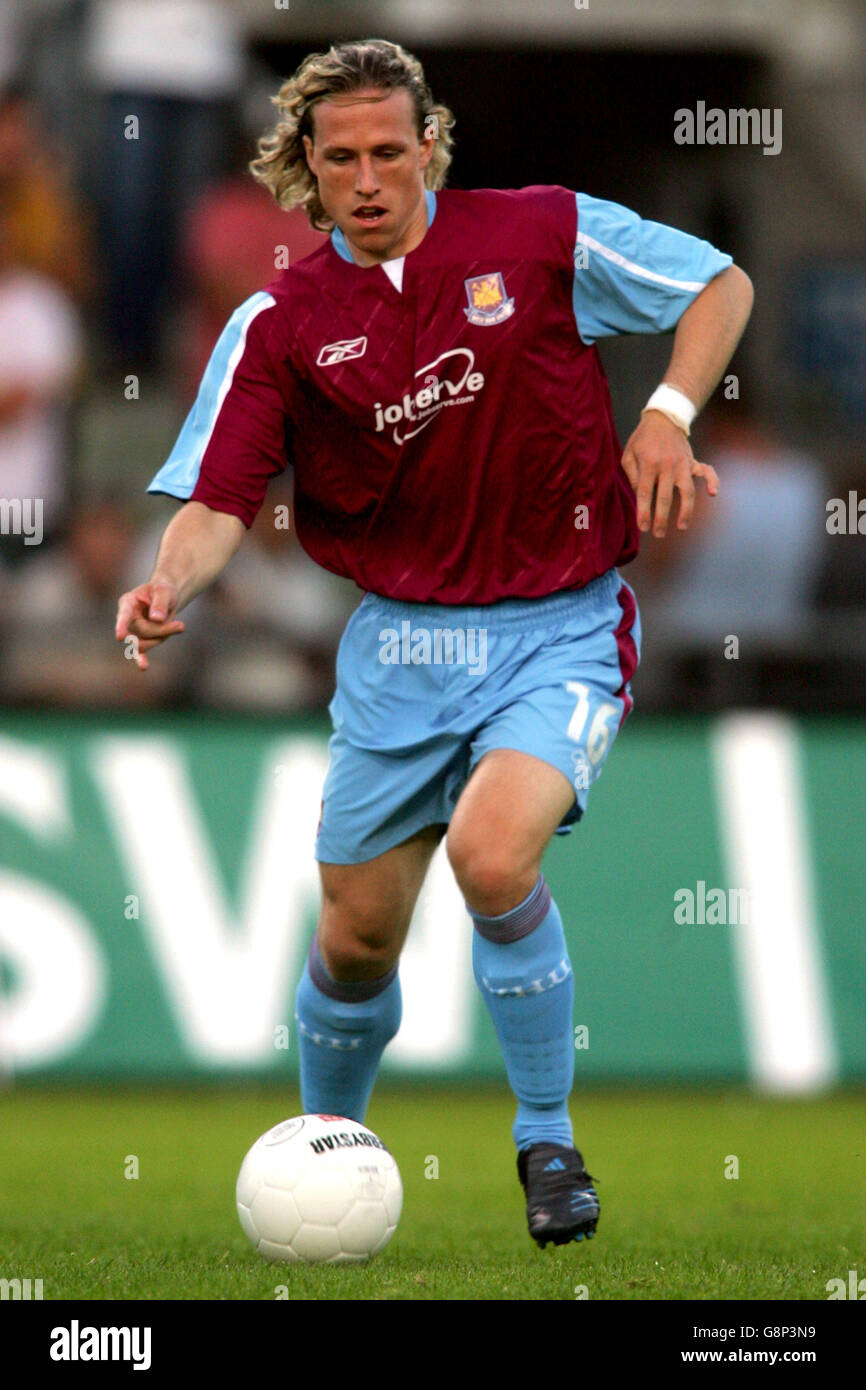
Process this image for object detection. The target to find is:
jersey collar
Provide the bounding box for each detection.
[330,189,437,265]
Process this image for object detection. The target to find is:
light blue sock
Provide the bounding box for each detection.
[294,935,401,1123]
[470,876,575,1151]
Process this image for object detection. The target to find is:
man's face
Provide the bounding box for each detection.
[302,87,434,266]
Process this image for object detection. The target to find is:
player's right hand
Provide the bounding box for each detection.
[115,582,185,671]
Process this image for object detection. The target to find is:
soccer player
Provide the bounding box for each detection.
[115,39,753,1248]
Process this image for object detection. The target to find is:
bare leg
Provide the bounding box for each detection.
[317,823,444,979]
[446,748,574,913]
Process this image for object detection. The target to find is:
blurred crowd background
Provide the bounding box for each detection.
[0,0,863,716]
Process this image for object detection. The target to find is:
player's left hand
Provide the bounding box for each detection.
[620,410,718,538]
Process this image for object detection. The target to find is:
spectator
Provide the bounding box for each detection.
[1,496,190,705]
[83,0,245,368]
[0,208,83,551]
[178,145,326,396]
[0,0,26,101]
[647,401,827,645]
[126,486,359,712]
[0,85,95,301]
[628,400,829,709]
[181,484,358,710]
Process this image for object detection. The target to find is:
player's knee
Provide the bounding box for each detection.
[317,923,396,980]
[446,829,538,917]
[317,893,403,980]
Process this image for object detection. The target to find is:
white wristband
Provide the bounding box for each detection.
[641,384,697,437]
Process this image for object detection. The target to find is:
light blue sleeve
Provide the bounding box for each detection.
[147,290,276,500]
[572,193,733,345]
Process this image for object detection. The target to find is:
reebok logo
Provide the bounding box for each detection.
[317,336,367,367]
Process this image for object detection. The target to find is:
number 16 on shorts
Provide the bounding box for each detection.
[566,681,620,793]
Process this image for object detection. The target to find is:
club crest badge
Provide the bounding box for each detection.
[463,272,515,325]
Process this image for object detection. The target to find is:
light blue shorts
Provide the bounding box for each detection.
[315,568,641,864]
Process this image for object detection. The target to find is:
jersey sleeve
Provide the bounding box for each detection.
[572,193,733,345]
[147,290,288,527]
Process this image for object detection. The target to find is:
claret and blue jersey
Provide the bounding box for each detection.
[198,176,737,1180]
[148,185,731,606]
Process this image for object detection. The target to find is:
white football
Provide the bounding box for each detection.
[236,1114,403,1264]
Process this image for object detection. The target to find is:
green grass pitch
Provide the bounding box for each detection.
[1,1086,863,1301]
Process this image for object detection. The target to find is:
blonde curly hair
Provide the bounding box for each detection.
[249,38,455,232]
